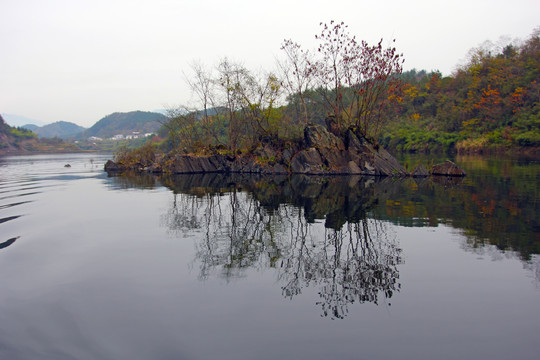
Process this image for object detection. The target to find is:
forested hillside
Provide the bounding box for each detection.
[84,111,166,138]
[380,30,539,153]
[0,114,37,153]
[1,115,84,154]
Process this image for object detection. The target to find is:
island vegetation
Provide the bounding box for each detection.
[108,22,538,174]
[109,22,411,175]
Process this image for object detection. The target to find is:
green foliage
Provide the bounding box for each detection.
[515,131,540,147]
[114,143,158,167]
[10,127,37,139]
[381,122,463,153]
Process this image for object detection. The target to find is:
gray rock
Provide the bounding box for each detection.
[304,124,345,150]
[290,148,325,174]
[106,121,409,177]
[104,160,125,172]
[431,160,466,177]
[411,165,429,177]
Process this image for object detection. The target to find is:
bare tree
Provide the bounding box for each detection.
[278,39,314,125]
[184,61,224,145]
[217,58,246,151]
[162,105,200,152]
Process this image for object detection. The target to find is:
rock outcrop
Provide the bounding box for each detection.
[105,123,410,177]
[431,160,467,177]
[286,125,408,176]
[104,160,124,172]
[411,165,430,177]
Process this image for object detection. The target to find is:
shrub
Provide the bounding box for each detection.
[114,143,157,167]
[515,131,540,147]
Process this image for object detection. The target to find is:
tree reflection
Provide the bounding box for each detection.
[160,174,403,318]
[278,219,401,319]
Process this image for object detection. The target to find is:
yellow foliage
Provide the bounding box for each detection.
[462,118,479,134]
[455,136,489,153]
[404,85,418,98]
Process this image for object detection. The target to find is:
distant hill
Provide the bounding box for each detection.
[0,114,10,135]
[22,124,39,132]
[83,111,166,139]
[28,121,86,139]
[1,113,46,127]
[0,114,38,154]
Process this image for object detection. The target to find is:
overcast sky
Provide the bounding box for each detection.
[1,0,539,127]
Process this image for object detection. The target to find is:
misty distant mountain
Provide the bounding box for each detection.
[84,111,166,139]
[29,121,86,139]
[1,113,47,127]
[22,124,39,132]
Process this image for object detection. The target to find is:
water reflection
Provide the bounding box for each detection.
[378,157,540,261]
[105,165,540,316]
[157,174,403,319]
[106,171,160,190]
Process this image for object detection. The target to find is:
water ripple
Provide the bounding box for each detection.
[0,184,54,194]
[0,192,41,201]
[0,215,22,224]
[0,201,33,210]
[0,237,19,250]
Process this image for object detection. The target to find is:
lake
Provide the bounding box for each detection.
[0,153,539,360]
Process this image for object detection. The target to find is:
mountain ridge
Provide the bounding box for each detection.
[1,113,47,127]
[25,121,87,139]
[83,110,166,139]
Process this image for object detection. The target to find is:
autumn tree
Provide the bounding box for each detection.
[308,21,404,138]
[163,21,406,153]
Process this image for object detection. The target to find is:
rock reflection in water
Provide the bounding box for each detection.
[159,174,403,319]
[106,171,160,190]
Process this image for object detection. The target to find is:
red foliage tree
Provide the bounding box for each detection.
[310,21,405,138]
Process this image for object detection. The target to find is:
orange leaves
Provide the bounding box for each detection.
[510,86,526,113]
[474,85,501,110]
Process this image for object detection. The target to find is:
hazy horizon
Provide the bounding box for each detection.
[1,110,167,128]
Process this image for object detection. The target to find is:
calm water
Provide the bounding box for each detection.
[0,153,539,360]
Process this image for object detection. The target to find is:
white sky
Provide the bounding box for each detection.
[1,0,539,127]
